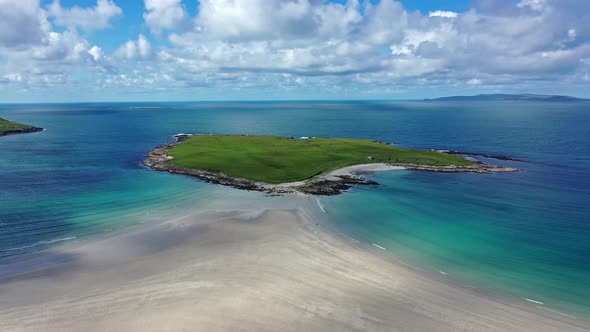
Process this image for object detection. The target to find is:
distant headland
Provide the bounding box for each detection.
[144,134,518,196]
[0,118,43,137]
[425,93,589,102]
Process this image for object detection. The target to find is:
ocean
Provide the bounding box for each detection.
[0,101,589,316]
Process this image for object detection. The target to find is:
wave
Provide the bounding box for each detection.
[524,298,544,305]
[316,198,326,213]
[2,236,77,252]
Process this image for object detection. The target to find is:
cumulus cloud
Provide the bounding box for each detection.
[137,35,151,58]
[3,73,24,82]
[144,0,187,34]
[0,0,114,91]
[115,35,152,59]
[196,0,318,40]
[154,0,590,90]
[428,10,458,18]
[48,0,122,31]
[31,30,89,61]
[0,0,49,47]
[163,0,409,78]
[88,45,104,61]
[2,0,590,99]
[517,0,547,12]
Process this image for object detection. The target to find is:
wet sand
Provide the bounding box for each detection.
[0,208,587,331]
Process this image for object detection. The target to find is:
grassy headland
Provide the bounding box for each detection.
[145,134,517,195]
[0,118,43,136]
[167,135,473,184]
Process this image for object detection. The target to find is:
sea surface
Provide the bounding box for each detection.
[1,101,589,316]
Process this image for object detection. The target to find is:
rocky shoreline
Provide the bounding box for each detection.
[143,136,519,196]
[143,139,380,195]
[0,126,44,137]
[394,163,519,173]
[437,149,526,162]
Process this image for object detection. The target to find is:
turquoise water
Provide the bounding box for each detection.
[1,101,589,316]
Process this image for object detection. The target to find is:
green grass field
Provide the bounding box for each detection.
[0,118,37,134]
[167,135,473,184]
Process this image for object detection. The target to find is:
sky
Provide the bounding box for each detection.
[0,0,589,102]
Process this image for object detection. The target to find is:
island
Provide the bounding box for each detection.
[425,93,589,102]
[0,118,43,137]
[144,135,518,195]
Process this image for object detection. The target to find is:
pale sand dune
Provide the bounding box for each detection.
[0,208,588,331]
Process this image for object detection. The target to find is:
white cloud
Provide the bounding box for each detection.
[2,0,590,99]
[137,35,151,58]
[144,0,187,33]
[0,0,49,47]
[88,45,104,61]
[195,0,307,40]
[48,0,122,31]
[568,29,576,41]
[115,35,152,60]
[31,30,89,61]
[194,0,366,41]
[0,0,114,90]
[517,0,547,12]
[428,10,458,18]
[117,41,137,59]
[3,73,24,82]
[153,0,590,91]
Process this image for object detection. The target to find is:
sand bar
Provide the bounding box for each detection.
[0,206,587,331]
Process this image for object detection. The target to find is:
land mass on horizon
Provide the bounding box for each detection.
[425,93,589,102]
[144,134,518,195]
[0,118,43,137]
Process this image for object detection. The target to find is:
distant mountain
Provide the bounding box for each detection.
[425,94,589,102]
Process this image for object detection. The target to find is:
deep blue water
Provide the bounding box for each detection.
[0,101,589,316]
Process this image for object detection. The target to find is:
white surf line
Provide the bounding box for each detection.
[316,198,326,213]
[524,298,544,305]
[350,238,360,243]
[4,236,77,252]
[372,243,386,250]
[162,213,201,225]
[439,271,448,275]
[537,306,577,319]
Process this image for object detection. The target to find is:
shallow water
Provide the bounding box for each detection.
[1,101,589,316]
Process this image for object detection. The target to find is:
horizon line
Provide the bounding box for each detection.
[0,93,588,105]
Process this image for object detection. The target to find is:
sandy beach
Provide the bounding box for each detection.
[0,205,587,331]
[257,163,405,191]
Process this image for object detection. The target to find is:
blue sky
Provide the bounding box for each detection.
[1,0,589,102]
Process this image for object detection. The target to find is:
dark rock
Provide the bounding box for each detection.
[442,150,526,162]
[0,126,44,137]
